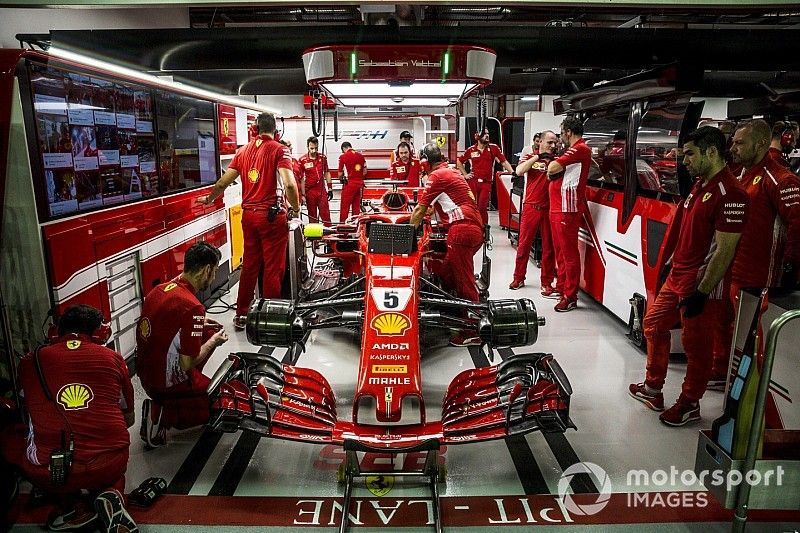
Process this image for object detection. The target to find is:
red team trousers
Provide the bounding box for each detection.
[305,181,331,224]
[1,424,127,495]
[513,204,556,287]
[468,179,492,226]
[339,180,364,222]
[438,222,485,303]
[237,209,289,316]
[550,211,582,300]
[643,279,732,402]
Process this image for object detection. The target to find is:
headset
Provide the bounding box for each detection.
[47,320,112,346]
[774,121,796,154]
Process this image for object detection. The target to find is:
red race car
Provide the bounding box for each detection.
[207,184,574,533]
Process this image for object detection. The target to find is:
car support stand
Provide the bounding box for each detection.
[338,439,443,533]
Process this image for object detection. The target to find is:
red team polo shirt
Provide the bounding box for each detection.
[389,158,421,187]
[297,153,329,188]
[731,156,800,288]
[668,167,748,298]
[458,143,507,181]
[549,139,592,213]
[519,153,550,208]
[136,277,205,394]
[338,149,367,181]
[229,134,293,208]
[420,163,483,226]
[19,335,133,463]
[766,146,790,169]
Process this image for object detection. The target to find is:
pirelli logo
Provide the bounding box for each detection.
[372,365,407,374]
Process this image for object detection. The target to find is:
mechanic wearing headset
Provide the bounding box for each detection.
[2,304,138,532]
[198,112,300,329]
[338,141,368,222]
[389,141,422,187]
[136,242,229,448]
[410,143,485,347]
[509,130,558,296]
[456,127,515,225]
[298,136,334,225]
[767,120,797,169]
[546,116,592,313]
[707,119,800,389]
[630,126,748,427]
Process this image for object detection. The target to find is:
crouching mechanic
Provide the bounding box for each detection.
[2,304,138,532]
[136,242,229,448]
[410,143,485,347]
[629,126,748,426]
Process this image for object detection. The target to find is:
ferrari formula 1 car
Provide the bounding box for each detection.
[207,184,575,533]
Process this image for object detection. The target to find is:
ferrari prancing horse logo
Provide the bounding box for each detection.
[366,475,394,497]
[371,313,410,336]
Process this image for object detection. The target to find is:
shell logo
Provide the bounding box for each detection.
[355,164,362,172]
[371,312,410,336]
[138,317,151,339]
[57,383,93,410]
[247,168,260,183]
[702,192,712,202]
[66,340,82,350]
[163,282,177,292]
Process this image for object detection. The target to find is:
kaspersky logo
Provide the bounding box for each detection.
[57,383,94,410]
[371,313,410,336]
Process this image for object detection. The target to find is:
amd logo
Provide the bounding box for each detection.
[373,343,410,350]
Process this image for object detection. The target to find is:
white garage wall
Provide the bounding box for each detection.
[0,7,190,49]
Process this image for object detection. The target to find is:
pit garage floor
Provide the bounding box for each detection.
[9,213,800,532]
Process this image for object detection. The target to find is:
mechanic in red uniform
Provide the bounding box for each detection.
[389,141,422,187]
[338,141,368,222]
[767,120,796,169]
[707,119,800,387]
[456,128,515,225]
[3,305,138,531]
[509,130,558,295]
[546,116,593,312]
[136,242,229,448]
[298,136,333,225]
[198,112,300,326]
[389,130,414,166]
[629,126,748,426]
[410,143,484,347]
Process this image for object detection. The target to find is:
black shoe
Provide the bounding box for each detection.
[94,490,138,533]
[139,399,165,449]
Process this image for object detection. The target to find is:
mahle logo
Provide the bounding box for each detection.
[557,462,612,516]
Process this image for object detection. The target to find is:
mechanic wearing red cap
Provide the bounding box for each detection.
[629,126,748,426]
[198,112,300,327]
[338,141,368,222]
[3,304,138,531]
[457,128,515,225]
[767,120,796,168]
[389,141,422,187]
[137,242,229,448]
[546,116,592,312]
[298,136,333,224]
[411,143,484,346]
[707,119,800,387]
[510,130,558,295]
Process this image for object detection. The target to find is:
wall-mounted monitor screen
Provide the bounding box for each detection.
[27,61,219,220]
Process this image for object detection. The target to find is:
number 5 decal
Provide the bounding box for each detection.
[371,288,412,311]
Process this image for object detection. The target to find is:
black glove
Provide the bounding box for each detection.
[548,169,565,181]
[537,152,555,165]
[341,176,348,185]
[679,289,708,319]
[327,189,334,201]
